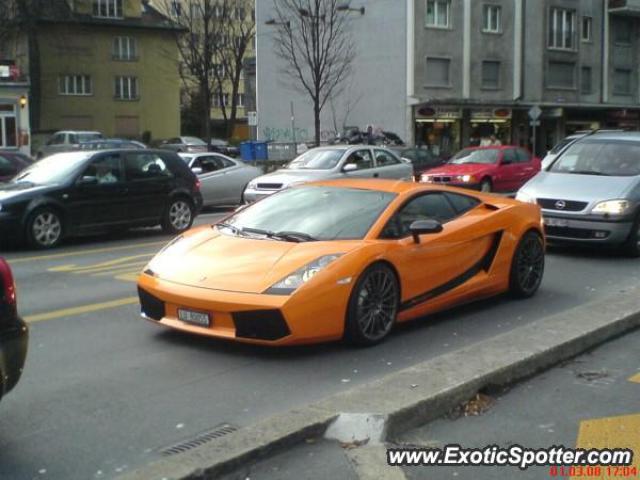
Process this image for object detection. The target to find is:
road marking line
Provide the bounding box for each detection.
[629,373,640,383]
[92,266,144,277]
[24,296,139,323]
[7,240,166,264]
[50,255,153,274]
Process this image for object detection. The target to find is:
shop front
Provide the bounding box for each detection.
[0,63,31,156]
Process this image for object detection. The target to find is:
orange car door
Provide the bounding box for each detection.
[382,192,498,312]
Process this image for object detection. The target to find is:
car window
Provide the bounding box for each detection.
[69,134,78,144]
[124,153,173,180]
[375,149,400,167]
[444,192,480,214]
[168,137,181,144]
[216,156,235,169]
[381,193,458,239]
[77,133,102,143]
[194,156,220,173]
[49,133,65,145]
[515,149,531,163]
[502,149,517,164]
[450,148,499,165]
[345,149,374,170]
[287,149,344,170]
[80,154,122,184]
[0,155,18,176]
[551,140,640,177]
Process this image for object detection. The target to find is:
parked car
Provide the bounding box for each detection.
[0,151,34,182]
[179,152,261,206]
[396,147,445,180]
[242,145,414,203]
[138,179,544,346]
[159,136,208,153]
[0,150,203,249]
[208,138,240,157]
[36,130,104,159]
[0,257,28,403]
[79,139,147,151]
[516,131,640,257]
[421,145,541,193]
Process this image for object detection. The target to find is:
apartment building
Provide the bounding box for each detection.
[257,0,640,155]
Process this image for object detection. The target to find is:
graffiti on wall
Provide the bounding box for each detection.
[261,126,339,142]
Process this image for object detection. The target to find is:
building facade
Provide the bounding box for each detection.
[0,34,31,155]
[34,0,182,144]
[257,0,640,156]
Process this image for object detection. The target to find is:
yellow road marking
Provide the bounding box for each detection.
[629,373,640,384]
[24,296,139,323]
[92,266,145,277]
[7,240,166,264]
[49,254,152,273]
[115,272,140,282]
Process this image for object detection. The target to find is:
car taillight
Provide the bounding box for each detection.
[0,258,16,308]
[194,178,201,191]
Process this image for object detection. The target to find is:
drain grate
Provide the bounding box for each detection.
[160,423,240,456]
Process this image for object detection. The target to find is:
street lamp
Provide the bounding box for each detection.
[298,8,326,21]
[337,3,365,15]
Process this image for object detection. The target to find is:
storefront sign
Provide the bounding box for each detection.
[417,106,462,120]
[471,108,512,120]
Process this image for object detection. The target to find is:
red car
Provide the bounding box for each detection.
[420,146,541,193]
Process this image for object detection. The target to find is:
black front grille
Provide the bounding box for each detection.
[431,176,452,183]
[537,198,588,212]
[138,287,165,321]
[257,183,283,190]
[545,226,609,240]
[232,310,291,341]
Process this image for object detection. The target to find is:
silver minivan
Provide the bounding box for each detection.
[242,145,413,203]
[517,132,640,256]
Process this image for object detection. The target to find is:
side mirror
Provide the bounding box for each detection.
[192,167,203,175]
[343,163,358,173]
[409,219,443,243]
[78,175,98,186]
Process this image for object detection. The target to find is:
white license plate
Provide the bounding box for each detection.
[178,309,211,327]
[544,217,569,227]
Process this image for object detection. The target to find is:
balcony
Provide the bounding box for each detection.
[0,63,28,84]
[609,0,640,15]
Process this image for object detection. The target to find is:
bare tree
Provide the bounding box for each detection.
[269,0,356,146]
[161,0,255,141]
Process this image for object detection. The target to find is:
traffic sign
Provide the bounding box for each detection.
[530,120,541,127]
[528,105,542,121]
[248,111,257,126]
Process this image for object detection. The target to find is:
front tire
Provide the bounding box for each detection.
[26,207,64,249]
[509,231,545,298]
[161,198,194,234]
[345,263,399,346]
[621,215,640,258]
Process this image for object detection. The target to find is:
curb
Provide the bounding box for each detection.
[119,287,640,480]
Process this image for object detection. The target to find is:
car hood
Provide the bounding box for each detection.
[521,171,636,202]
[147,226,357,294]
[254,169,335,186]
[0,182,56,202]
[424,163,494,176]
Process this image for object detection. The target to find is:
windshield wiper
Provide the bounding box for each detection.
[242,227,316,243]
[216,222,245,236]
[569,170,610,176]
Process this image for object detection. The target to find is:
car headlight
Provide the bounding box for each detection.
[592,200,630,215]
[455,175,475,183]
[265,254,343,295]
[420,174,431,183]
[515,191,537,205]
[247,180,258,190]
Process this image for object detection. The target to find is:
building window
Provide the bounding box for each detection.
[581,66,592,94]
[115,76,139,100]
[93,0,123,18]
[482,5,501,33]
[113,37,137,61]
[426,0,450,28]
[547,61,575,89]
[581,16,592,42]
[0,104,17,148]
[481,61,500,89]
[614,19,633,45]
[171,1,181,17]
[214,93,229,108]
[614,69,633,95]
[236,93,245,108]
[425,57,451,87]
[59,75,93,95]
[548,8,576,50]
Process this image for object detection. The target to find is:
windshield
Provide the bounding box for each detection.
[549,137,578,155]
[449,148,499,165]
[12,152,91,184]
[219,186,396,241]
[550,140,640,176]
[287,149,345,170]
[183,137,206,145]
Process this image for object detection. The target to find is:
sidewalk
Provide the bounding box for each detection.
[221,328,640,480]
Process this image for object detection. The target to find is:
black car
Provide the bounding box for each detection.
[208,138,239,157]
[397,147,445,179]
[0,257,28,403]
[0,151,33,183]
[0,149,203,249]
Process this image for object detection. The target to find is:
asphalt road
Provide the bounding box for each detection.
[1,218,639,480]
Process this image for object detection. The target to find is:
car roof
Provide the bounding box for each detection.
[463,145,520,151]
[54,130,102,134]
[576,131,640,142]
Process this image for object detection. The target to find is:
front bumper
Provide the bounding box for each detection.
[242,187,280,203]
[0,317,29,399]
[542,213,633,245]
[137,273,351,346]
[422,180,481,190]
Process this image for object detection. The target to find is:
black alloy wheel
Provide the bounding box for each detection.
[509,231,545,298]
[345,263,399,346]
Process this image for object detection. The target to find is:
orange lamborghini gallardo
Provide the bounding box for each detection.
[137,179,544,346]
